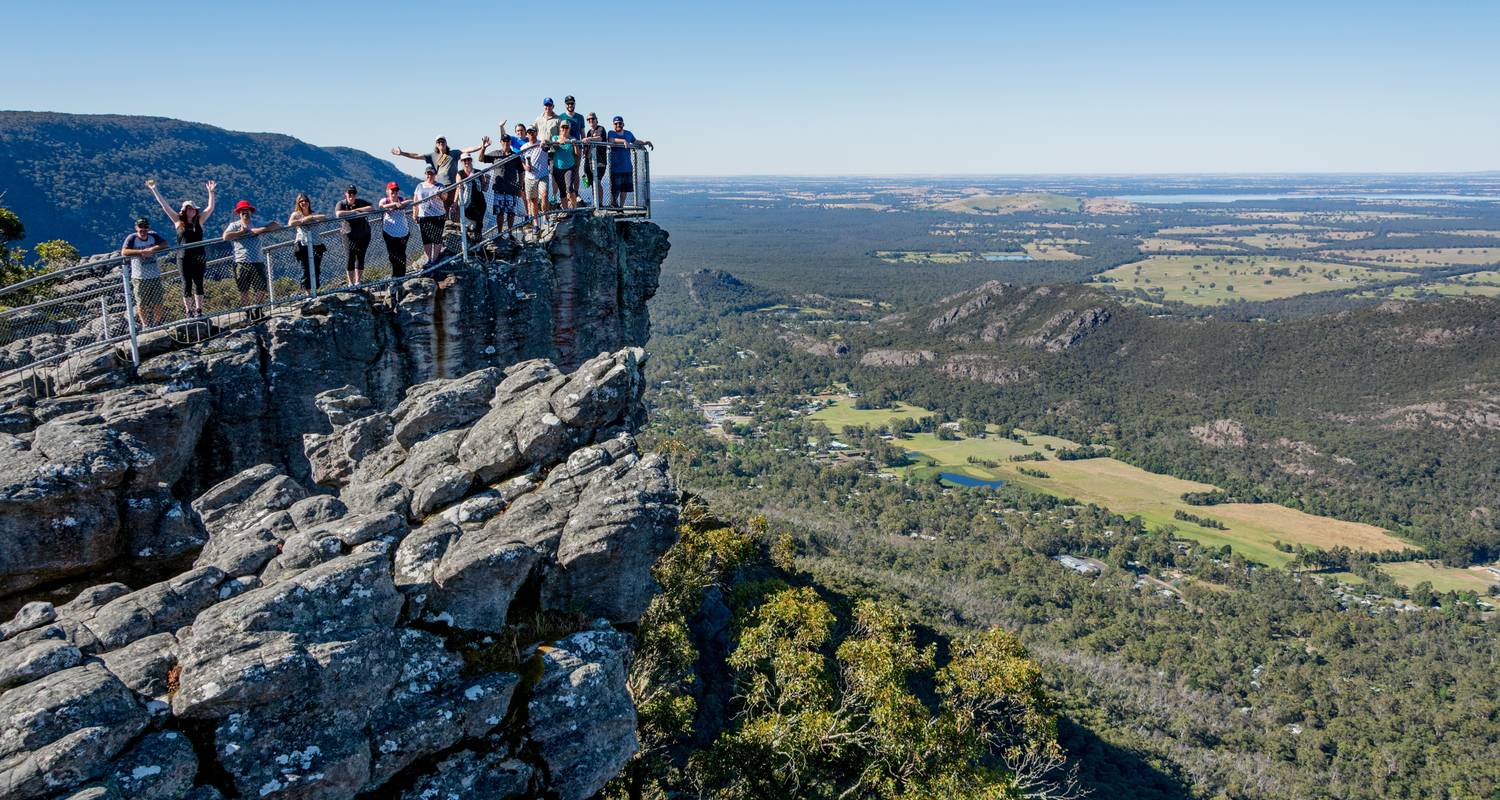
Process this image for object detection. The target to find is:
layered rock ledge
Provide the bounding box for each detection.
[0,348,677,800]
[0,216,668,595]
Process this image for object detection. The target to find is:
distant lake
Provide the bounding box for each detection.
[1116,193,1500,205]
[982,253,1032,262]
[939,472,1006,489]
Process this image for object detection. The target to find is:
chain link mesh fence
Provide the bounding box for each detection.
[0,142,651,386]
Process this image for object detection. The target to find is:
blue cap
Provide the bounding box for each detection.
[612,116,623,123]
[543,97,554,106]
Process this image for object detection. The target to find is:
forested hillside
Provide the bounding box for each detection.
[0,111,407,252]
[835,283,1500,561]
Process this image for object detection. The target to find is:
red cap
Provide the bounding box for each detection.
[386,181,399,190]
[233,200,256,214]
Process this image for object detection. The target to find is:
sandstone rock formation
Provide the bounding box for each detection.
[0,348,676,800]
[0,218,676,799]
[0,217,667,595]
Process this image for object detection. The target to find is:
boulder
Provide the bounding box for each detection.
[0,664,148,800]
[0,638,80,690]
[526,627,639,800]
[397,749,533,800]
[1,602,56,640]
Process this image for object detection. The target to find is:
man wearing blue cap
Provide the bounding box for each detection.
[534,98,561,145]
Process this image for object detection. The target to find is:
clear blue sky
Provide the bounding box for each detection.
[3,0,1497,175]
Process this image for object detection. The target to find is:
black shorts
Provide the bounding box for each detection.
[234,262,268,293]
[418,216,445,245]
[551,166,579,195]
[611,171,633,193]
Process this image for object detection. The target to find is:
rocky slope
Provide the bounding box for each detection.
[0,217,677,799]
[0,215,667,595]
[0,349,676,799]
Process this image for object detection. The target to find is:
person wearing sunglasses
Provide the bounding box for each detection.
[222,200,279,312]
[287,193,328,292]
[582,113,608,207]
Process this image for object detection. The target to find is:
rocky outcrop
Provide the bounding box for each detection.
[0,347,678,800]
[859,349,935,367]
[938,355,1038,386]
[0,218,667,596]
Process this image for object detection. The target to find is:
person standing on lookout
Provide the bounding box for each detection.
[287,193,328,292]
[549,119,580,210]
[606,115,652,207]
[222,200,279,312]
[334,185,374,286]
[120,217,168,328]
[412,166,447,266]
[379,181,411,279]
[520,126,550,227]
[560,96,585,145]
[392,136,461,220]
[457,154,489,244]
[582,113,609,207]
[145,177,216,318]
[477,134,524,233]
[534,98,562,144]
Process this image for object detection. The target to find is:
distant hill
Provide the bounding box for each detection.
[0,111,408,253]
[683,269,783,314]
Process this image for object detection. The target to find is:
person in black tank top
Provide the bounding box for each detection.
[147,178,217,318]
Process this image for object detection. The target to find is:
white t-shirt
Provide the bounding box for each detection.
[413,182,445,218]
[381,197,410,237]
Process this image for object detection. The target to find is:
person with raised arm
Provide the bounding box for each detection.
[287,193,329,292]
[606,115,653,208]
[412,166,447,266]
[334,185,375,285]
[221,200,279,312]
[120,217,168,328]
[478,134,524,234]
[392,136,462,220]
[146,178,216,318]
[379,181,411,279]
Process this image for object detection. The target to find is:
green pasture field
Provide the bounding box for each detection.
[809,398,1414,567]
[1091,255,1414,305]
[1378,561,1500,594]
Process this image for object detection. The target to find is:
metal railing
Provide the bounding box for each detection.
[0,142,651,385]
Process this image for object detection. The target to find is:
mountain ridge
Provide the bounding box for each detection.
[0,110,407,253]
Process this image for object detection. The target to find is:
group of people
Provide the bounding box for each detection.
[392,96,652,236]
[120,97,650,329]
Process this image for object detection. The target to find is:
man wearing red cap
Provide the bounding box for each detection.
[222,200,280,311]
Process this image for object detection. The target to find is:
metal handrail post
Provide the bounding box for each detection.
[461,195,470,260]
[266,241,277,305]
[118,269,140,367]
[306,234,319,297]
[642,149,651,217]
[97,295,109,343]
